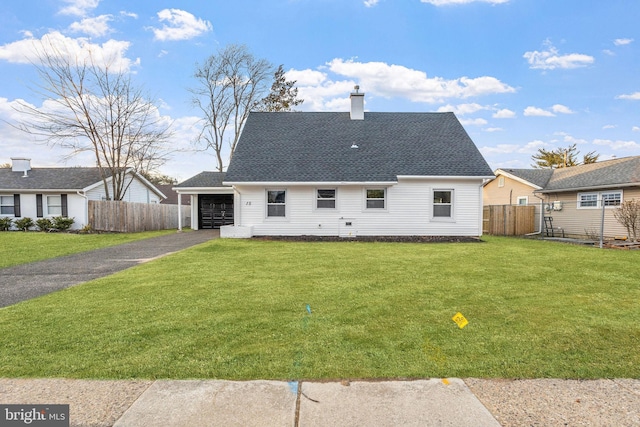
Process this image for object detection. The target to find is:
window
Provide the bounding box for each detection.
[578,191,622,209]
[578,193,598,208]
[498,176,505,188]
[316,189,336,209]
[0,195,14,215]
[602,191,622,207]
[267,190,286,217]
[517,196,528,206]
[47,195,62,216]
[433,190,453,218]
[365,189,385,209]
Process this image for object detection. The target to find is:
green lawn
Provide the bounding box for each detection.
[0,236,638,380]
[0,230,177,268]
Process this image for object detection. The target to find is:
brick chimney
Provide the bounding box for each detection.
[350,86,364,120]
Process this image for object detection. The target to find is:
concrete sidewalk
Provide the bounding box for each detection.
[1,378,639,426]
[0,230,217,308]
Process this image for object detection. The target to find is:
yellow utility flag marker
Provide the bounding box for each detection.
[452,312,468,329]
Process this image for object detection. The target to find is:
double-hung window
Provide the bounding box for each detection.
[47,195,63,216]
[365,189,385,209]
[316,189,336,209]
[0,195,14,215]
[267,190,286,217]
[433,190,453,218]
[602,191,622,207]
[578,191,622,209]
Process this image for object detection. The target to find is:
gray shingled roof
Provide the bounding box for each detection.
[0,167,109,190]
[499,168,554,188]
[175,172,229,188]
[541,156,640,192]
[224,112,494,183]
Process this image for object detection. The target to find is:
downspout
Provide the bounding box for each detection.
[525,194,545,236]
[76,190,88,229]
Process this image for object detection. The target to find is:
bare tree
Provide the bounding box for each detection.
[12,40,172,201]
[190,44,272,171]
[614,199,640,241]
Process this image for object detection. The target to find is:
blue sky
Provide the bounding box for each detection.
[1,0,638,180]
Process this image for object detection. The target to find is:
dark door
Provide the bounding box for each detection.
[199,195,234,229]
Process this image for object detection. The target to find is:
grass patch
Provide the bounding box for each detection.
[0,230,177,268]
[0,236,638,380]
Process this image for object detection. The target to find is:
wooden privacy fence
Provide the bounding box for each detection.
[89,200,190,232]
[483,205,535,236]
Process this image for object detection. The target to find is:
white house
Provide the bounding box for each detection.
[0,158,165,230]
[177,88,494,238]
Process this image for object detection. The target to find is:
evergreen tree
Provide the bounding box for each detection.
[256,65,304,112]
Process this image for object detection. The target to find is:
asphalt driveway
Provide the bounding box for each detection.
[0,230,217,308]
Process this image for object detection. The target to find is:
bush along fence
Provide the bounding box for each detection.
[88,200,190,232]
[0,216,74,232]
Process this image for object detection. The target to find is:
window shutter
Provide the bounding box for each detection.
[13,194,21,217]
[36,194,43,218]
[61,194,68,217]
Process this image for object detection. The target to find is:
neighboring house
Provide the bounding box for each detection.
[156,184,190,206]
[483,168,553,232]
[484,156,640,238]
[177,89,494,237]
[0,158,165,230]
[173,172,233,230]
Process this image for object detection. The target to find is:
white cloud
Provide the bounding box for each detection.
[59,0,100,17]
[524,40,594,70]
[633,126,640,132]
[493,108,515,118]
[459,118,488,126]
[616,92,640,100]
[551,104,574,114]
[484,127,503,132]
[524,106,555,117]
[325,58,515,103]
[151,9,212,41]
[614,38,633,46]
[68,15,113,37]
[0,31,139,72]
[364,0,380,6]
[437,103,487,115]
[421,0,509,5]
[602,124,616,130]
[288,59,514,111]
[480,140,545,156]
[120,11,138,19]
[556,132,588,145]
[593,139,640,150]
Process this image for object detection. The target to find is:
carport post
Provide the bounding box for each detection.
[177,191,182,231]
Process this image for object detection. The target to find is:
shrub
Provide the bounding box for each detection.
[52,216,75,231]
[36,218,54,232]
[0,217,13,231]
[14,217,34,232]
[613,199,640,242]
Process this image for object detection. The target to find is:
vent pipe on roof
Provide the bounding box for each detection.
[350,86,364,120]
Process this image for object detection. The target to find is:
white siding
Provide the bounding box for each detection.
[86,173,160,203]
[234,178,485,237]
[0,193,88,230]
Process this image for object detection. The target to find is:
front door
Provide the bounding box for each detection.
[199,195,234,229]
